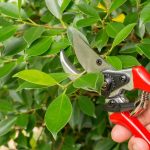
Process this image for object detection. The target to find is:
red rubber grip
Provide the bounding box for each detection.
[110,112,150,146]
[132,66,150,92]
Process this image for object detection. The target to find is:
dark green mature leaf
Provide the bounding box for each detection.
[117,55,140,68]
[0,117,17,136]
[3,37,27,56]
[13,69,58,86]
[0,101,13,112]
[78,3,99,19]
[0,2,27,19]
[106,22,124,38]
[26,37,52,56]
[0,62,16,78]
[106,56,122,70]
[23,27,45,45]
[112,23,136,48]
[140,2,150,23]
[0,25,17,42]
[136,39,150,59]
[16,114,29,128]
[109,0,127,13]
[78,96,96,117]
[45,0,62,19]
[45,93,72,139]
[76,17,99,28]
[61,0,71,12]
[73,73,104,93]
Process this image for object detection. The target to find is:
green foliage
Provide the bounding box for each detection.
[0,0,149,149]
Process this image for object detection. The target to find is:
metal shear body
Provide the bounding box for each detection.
[60,27,150,147]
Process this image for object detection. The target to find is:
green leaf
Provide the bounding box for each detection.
[18,0,22,13]
[73,73,104,93]
[3,37,27,56]
[140,2,150,23]
[23,27,45,45]
[45,0,62,19]
[136,42,150,59]
[13,69,58,86]
[112,23,136,48]
[61,0,71,12]
[0,25,17,42]
[109,0,127,13]
[45,93,72,139]
[0,117,17,136]
[0,62,16,78]
[0,2,27,19]
[78,3,99,19]
[16,114,29,128]
[0,101,13,112]
[106,22,124,38]
[76,17,98,28]
[26,37,52,56]
[78,96,96,117]
[106,56,122,70]
[117,55,140,68]
[51,73,68,82]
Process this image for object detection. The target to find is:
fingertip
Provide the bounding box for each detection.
[111,125,132,143]
[128,137,149,150]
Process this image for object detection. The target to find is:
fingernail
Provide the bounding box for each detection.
[133,144,138,150]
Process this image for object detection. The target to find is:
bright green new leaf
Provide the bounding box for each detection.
[0,62,16,78]
[0,117,17,136]
[18,0,22,13]
[61,0,71,12]
[0,25,17,42]
[3,37,27,56]
[73,73,104,93]
[109,0,127,13]
[26,37,52,56]
[23,27,45,45]
[45,0,62,19]
[136,43,150,59]
[106,22,124,38]
[78,96,96,118]
[76,17,99,28]
[78,3,99,19]
[112,23,136,48]
[13,69,58,86]
[106,56,122,70]
[0,2,27,19]
[117,55,140,68]
[140,2,150,23]
[45,93,72,139]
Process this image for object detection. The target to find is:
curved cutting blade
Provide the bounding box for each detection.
[72,28,114,72]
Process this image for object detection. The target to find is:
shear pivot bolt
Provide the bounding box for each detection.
[96,59,102,66]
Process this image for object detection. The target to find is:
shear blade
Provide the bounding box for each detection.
[72,28,113,72]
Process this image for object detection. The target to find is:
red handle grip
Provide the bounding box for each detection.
[132,66,150,92]
[110,112,150,146]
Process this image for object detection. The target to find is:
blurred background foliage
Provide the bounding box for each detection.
[0,0,150,149]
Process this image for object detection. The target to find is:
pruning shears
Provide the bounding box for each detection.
[60,28,150,146]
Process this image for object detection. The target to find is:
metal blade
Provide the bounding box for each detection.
[72,29,113,72]
[60,50,81,80]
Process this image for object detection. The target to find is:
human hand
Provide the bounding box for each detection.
[111,102,150,150]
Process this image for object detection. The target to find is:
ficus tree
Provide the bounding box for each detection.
[0,0,150,149]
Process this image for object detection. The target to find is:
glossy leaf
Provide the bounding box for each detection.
[0,25,17,42]
[140,2,150,23]
[0,2,27,19]
[0,62,16,78]
[23,27,45,45]
[61,0,71,12]
[0,117,17,136]
[109,0,127,13]
[26,37,52,56]
[106,56,122,70]
[45,0,62,19]
[78,96,96,117]
[73,73,104,93]
[106,22,124,38]
[45,93,72,139]
[13,69,58,86]
[112,23,136,48]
